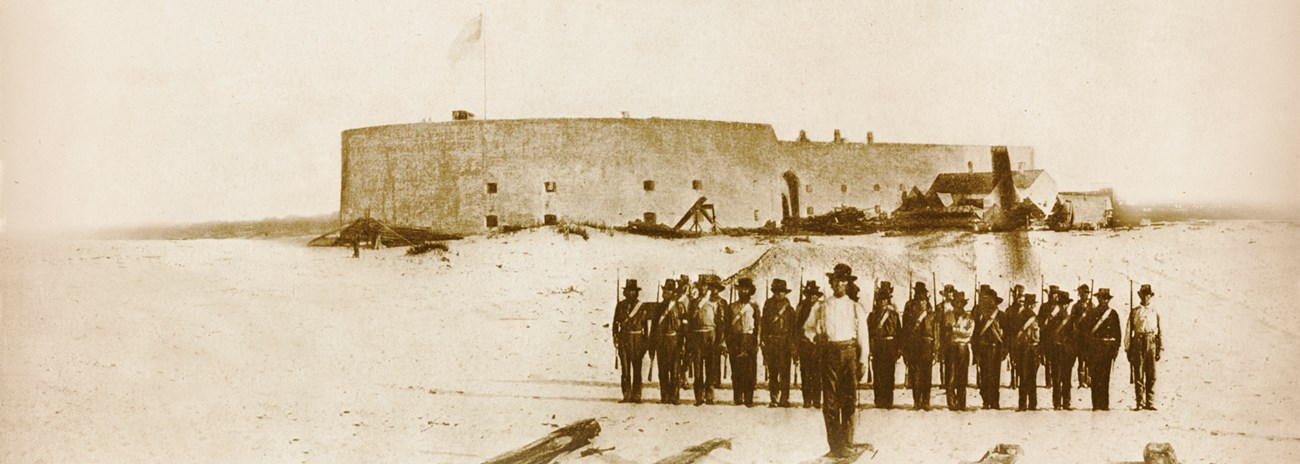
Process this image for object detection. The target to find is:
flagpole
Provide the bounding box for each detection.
[482,12,487,120]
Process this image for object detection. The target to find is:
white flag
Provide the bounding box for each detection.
[447,14,483,62]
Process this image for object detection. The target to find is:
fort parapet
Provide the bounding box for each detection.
[340,118,1034,234]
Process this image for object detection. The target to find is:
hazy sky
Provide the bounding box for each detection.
[2,1,1297,232]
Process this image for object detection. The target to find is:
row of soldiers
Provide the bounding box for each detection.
[613,270,1163,412]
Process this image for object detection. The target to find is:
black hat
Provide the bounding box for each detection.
[943,284,956,293]
[1048,285,1060,293]
[1078,284,1090,292]
[663,279,678,293]
[1023,294,1037,303]
[1138,284,1154,297]
[878,281,893,295]
[1013,284,1024,292]
[979,284,992,295]
[951,291,969,306]
[826,263,858,282]
[914,282,928,292]
[804,280,821,293]
[1095,288,1113,300]
[1055,290,1073,304]
[736,277,756,292]
[987,290,1004,305]
[624,279,641,291]
[771,279,791,293]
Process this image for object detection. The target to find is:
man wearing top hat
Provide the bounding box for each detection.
[868,281,901,408]
[1081,288,1122,410]
[795,280,825,408]
[762,278,797,407]
[613,279,650,403]
[944,291,975,410]
[1126,284,1162,410]
[1044,290,1077,409]
[652,279,687,404]
[1003,285,1025,388]
[1012,293,1041,410]
[902,282,937,409]
[729,278,761,407]
[806,264,870,457]
[972,289,1006,409]
[688,274,727,405]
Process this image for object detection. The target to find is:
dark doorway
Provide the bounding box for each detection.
[783,171,801,219]
[543,214,558,225]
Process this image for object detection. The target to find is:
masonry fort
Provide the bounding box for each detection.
[339,115,1036,236]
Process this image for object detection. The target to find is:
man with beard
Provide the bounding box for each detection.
[761,279,797,407]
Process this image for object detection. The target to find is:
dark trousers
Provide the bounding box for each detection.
[726,335,738,391]
[1132,336,1158,408]
[799,340,823,407]
[871,353,895,408]
[1088,353,1114,410]
[657,337,680,403]
[688,331,718,404]
[618,334,646,401]
[976,348,1001,409]
[1008,352,1019,388]
[821,342,859,455]
[1018,346,1039,410]
[1052,348,1076,409]
[766,345,793,405]
[909,346,934,409]
[945,343,970,410]
[734,336,757,406]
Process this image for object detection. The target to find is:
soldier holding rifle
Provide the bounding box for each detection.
[762,279,797,407]
[796,280,825,408]
[1081,288,1122,410]
[729,278,761,407]
[903,282,937,409]
[613,279,650,403]
[868,281,901,408]
[1126,284,1162,411]
[688,274,727,405]
[652,279,687,404]
[1012,293,1041,410]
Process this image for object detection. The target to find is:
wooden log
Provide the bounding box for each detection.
[481,419,601,464]
[654,438,732,464]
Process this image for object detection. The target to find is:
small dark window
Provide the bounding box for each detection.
[486,183,498,194]
[874,205,881,214]
[485,215,499,227]
[754,210,760,221]
[544,181,557,193]
[841,184,847,193]
[806,184,813,193]
[643,212,657,224]
[543,214,558,225]
[692,180,703,190]
[643,180,655,192]
[807,207,814,216]
[899,183,905,191]
[967,161,974,172]
[873,184,881,192]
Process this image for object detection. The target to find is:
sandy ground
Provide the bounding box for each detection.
[2,221,1298,463]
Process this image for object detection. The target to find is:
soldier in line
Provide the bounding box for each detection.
[730,278,761,407]
[901,282,933,408]
[1012,294,1041,410]
[806,264,870,457]
[973,289,1005,409]
[762,279,797,407]
[652,279,686,404]
[1081,288,1122,410]
[1003,285,1025,388]
[1072,284,1095,389]
[903,282,937,409]
[944,291,974,411]
[1037,285,1061,389]
[796,280,825,408]
[1126,284,1162,411]
[689,275,727,405]
[613,279,650,403]
[868,281,901,408]
[937,284,957,389]
[676,275,694,392]
[1045,290,1076,409]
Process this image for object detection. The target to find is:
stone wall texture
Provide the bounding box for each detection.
[340,118,1035,234]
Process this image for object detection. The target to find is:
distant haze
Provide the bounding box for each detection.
[2,1,1297,233]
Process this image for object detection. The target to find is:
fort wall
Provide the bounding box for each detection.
[340,118,1034,234]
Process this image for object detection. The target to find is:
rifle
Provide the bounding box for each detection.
[932,269,942,388]
[649,281,660,382]
[793,268,803,388]
[615,269,621,371]
[867,271,877,385]
[1128,278,1136,386]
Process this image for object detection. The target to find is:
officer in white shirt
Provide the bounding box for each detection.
[1126,284,1162,410]
[805,263,870,457]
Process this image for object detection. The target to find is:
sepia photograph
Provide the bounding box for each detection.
[2,1,1299,463]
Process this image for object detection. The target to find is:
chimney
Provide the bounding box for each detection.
[797,130,809,142]
[991,145,1018,207]
[833,129,843,143]
[452,110,475,121]
[866,131,874,145]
